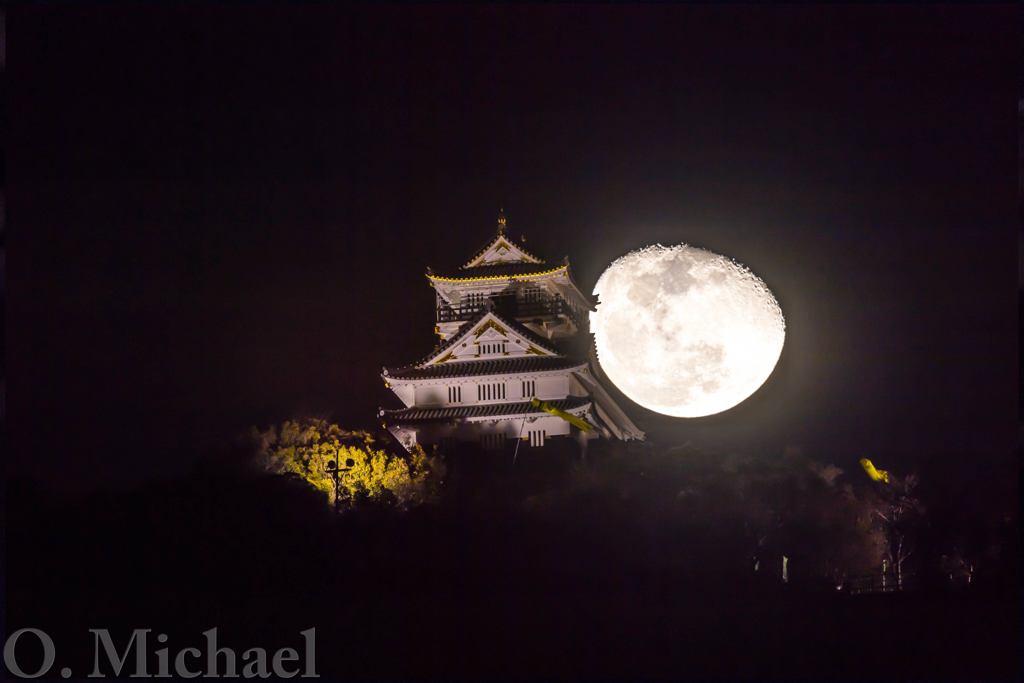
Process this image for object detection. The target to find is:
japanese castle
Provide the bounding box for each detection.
[380,211,644,454]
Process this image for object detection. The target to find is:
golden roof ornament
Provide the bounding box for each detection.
[497,207,507,235]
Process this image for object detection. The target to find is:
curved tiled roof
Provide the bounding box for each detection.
[430,260,598,310]
[384,355,586,380]
[429,262,567,283]
[381,396,591,423]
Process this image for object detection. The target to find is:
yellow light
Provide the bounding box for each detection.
[426,265,567,283]
[530,398,594,432]
[859,458,891,484]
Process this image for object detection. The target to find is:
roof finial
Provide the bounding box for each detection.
[497,207,507,235]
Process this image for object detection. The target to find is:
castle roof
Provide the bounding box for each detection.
[460,209,547,269]
[402,307,563,369]
[380,396,591,423]
[384,355,585,380]
[428,262,567,283]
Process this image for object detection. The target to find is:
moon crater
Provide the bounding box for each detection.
[591,244,785,418]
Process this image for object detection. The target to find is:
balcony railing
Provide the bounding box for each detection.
[437,295,582,325]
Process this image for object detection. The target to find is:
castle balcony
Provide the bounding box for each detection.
[437,295,584,326]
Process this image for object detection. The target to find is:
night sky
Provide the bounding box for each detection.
[9,4,1017,488]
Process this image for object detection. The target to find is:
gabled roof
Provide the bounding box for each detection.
[394,308,563,370]
[384,355,586,380]
[380,396,591,423]
[462,234,545,269]
[462,211,546,269]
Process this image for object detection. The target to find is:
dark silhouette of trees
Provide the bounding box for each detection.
[5,438,1017,680]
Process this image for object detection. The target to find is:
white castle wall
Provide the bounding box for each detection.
[410,373,572,407]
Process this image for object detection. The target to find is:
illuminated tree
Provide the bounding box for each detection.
[542,447,889,586]
[859,463,925,589]
[734,455,886,587]
[251,419,443,509]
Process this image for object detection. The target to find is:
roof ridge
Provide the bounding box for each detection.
[409,307,491,367]
[384,355,586,380]
[494,310,562,355]
[380,396,592,422]
[460,231,546,270]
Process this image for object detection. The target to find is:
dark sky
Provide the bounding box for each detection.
[9,4,1018,488]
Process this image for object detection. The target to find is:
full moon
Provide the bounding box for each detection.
[591,244,785,418]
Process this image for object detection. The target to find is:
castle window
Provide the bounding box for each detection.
[528,430,546,448]
[477,382,505,401]
[521,380,536,398]
[448,385,462,403]
[479,342,507,356]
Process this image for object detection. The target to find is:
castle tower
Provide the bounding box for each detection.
[379,211,644,453]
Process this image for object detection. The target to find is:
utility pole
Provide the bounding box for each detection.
[326,457,356,512]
